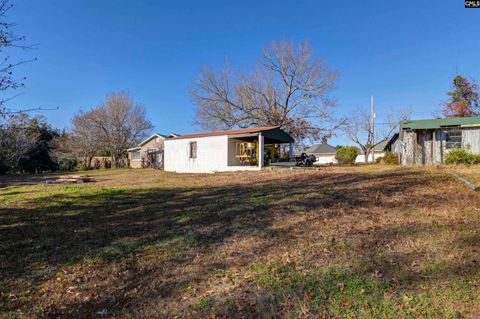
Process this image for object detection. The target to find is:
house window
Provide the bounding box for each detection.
[189,141,197,159]
[132,151,141,160]
[445,129,462,149]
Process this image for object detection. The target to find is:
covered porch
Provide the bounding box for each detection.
[226,128,294,169]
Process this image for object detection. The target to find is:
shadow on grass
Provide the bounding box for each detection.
[1,169,477,317]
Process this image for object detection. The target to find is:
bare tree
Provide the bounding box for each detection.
[0,0,36,117]
[191,40,343,142]
[343,107,409,163]
[0,113,38,169]
[91,92,153,167]
[59,110,104,169]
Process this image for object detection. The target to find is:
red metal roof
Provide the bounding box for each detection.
[168,126,280,140]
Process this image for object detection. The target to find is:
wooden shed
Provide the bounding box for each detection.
[397,116,480,165]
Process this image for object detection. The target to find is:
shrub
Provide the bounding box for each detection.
[102,158,112,169]
[335,146,358,165]
[57,158,77,171]
[92,158,101,169]
[383,151,399,165]
[445,148,480,166]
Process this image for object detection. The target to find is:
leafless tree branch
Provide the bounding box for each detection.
[190,40,343,142]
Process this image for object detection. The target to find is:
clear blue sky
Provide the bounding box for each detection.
[8,0,480,145]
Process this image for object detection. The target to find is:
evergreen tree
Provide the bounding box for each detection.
[442,75,480,118]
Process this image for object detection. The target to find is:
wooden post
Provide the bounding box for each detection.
[371,95,375,163]
[448,172,480,191]
[258,133,264,169]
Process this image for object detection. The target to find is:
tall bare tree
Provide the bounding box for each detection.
[343,107,409,163]
[91,92,153,167]
[58,109,103,169]
[0,113,38,169]
[0,0,35,117]
[191,40,342,141]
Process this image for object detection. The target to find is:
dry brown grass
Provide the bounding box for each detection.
[443,165,480,186]
[1,166,480,318]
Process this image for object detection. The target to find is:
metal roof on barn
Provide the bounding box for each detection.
[401,116,480,130]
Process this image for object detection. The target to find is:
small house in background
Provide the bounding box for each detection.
[127,133,179,169]
[305,143,337,165]
[355,140,388,163]
[164,126,294,173]
[395,116,480,165]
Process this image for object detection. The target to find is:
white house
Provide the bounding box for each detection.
[305,143,337,165]
[355,140,388,163]
[164,126,295,173]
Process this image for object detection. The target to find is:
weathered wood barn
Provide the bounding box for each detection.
[397,116,480,165]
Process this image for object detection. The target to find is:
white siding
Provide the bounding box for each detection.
[313,155,337,165]
[355,152,385,163]
[164,135,261,173]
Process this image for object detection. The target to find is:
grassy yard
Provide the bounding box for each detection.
[1,166,480,318]
[444,166,480,187]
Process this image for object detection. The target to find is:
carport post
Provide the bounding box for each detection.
[289,143,294,161]
[258,133,264,168]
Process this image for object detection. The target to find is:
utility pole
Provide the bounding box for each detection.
[371,95,375,163]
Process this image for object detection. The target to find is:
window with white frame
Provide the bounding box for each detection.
[132,150,141,160]
[189,141,197,159]
[445,129,462,149]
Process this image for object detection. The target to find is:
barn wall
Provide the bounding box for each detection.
[419,130,436,164]
[401,127,480,165]
[463,128,480,153]
[433,130,445,164]
[403,131,416,165]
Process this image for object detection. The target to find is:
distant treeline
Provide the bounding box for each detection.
[0,92,152,175]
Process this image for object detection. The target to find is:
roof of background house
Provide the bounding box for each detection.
[138,133,181,146]
[167,126,294,143]
[139,133,167,146]
[358,140,389,154]
[305,143,337,155]
[401,116,480,130]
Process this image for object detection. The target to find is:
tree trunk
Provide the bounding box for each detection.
[112,153,119,169]
[86,155,95,170]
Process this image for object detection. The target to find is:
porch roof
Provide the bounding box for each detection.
[169,126,295,144]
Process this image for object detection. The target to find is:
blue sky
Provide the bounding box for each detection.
[7,0,480,145]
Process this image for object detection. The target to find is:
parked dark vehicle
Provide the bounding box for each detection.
[295,153,316,167]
